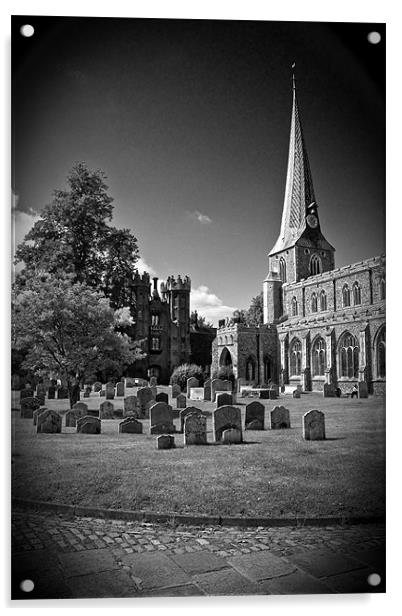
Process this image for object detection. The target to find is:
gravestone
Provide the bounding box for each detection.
[106,382,115,400]
[176,394,187,409]
[216,392,233,407]
[323,383,336,398]
[93,382,102,392]
[116,381,125,397]
[155,392,169,404]
[35,392,46,406]
[20,387,34,400]
[171,384,181,398]
[20,397,40,418]
[184,413,207,446]
[211,379,232,402]
[189,388,204,401]
[149,376,158,387]
[33,407,47,426]
[65,410,78,427]
[36,383,46,398]
[203,378,211,401]
[157,435,175,450]
[222,428,242,444]
[47,386,56,399]
[292,389,301,399]
[119,417,143,434]
[259,389,270,400]
[72,402,88,415]
[186,377,199,397]
[57,387,68,399]
[77,415,101,434]
[303,410,326,441]
[212,406,242,442]
[179,406,205,433]
[100,401,114,419]
[245,401,265,430]
[137,387,155,418]
[124,395,138,416]
[358,381,368,398]
[268,389,277,400]
[149,402,175,434]
[270,406,291,430]
[36,409,62,434]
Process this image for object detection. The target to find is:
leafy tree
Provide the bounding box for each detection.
[232,292,263,327]
[12,273,144,407]
[170,363,204,390]
[14,163,139,309]
[190,310,214,329]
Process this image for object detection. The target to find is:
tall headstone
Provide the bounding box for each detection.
[116,381,125,397]
[186,377,199,397]
[155,392,169,404]
[216,392,233,408]
[149,402,175,434]
[245,401,265,430]
[302,410,325,441]
[171,384,181,398]
[212,406,242,442]
[203,378,211,401]
[184,413,207,446]
[137,386,154,418]
[176,394,187,409]
[100,401,114,419]
[20,397,40,419]
[124,395,138,416]
[119,417,143,434]
[270,406,291,430]
[36,409,62,434]
[106,382,115,400]
[77,416,101,434]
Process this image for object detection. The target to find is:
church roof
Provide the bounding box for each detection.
[270,73,317,255]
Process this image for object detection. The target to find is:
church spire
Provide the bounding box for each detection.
[270,65,317,255]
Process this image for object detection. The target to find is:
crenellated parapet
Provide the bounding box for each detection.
[133,271,151,287]
[165,275,191,292]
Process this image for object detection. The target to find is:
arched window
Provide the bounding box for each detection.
[342,284,351,307]
[224,335,228,345]
[311,292,318,313]
[353,282,361,305]
[380,278,385,300]
[279,257,287,283]
[290,339,302,376]
[246,356,256,381]
[376,327,386,378]
[310,254,321,276]
[312,337,326,376]
[228,335,233,345]
[339,332,359,378]
[291,297,298,317]
[320,290,327,311]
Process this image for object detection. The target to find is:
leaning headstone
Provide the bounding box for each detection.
[33,407,47,426]
[245,401,265,430]
[292,389,301,399]
[176,393,187,409]
[106,382,115,400]
[77,415,101,434]
[270,406,291,430]
[124,395,138,416]
[93,382,102,392]
[358,381,368,398]
[137,387,155,418]
[184,413,207,446]
[20,397,40,418]
[211,379,232,402]
[119,417,143,434]
[149,376,158,387]
[303,410,325,441]
[65,410,78,427]
[179,406,204,433]
[100,401,114,419]
[47,386,56,400]
[216,392,233,407]
[186,377,199,397]
[189,388,204,401]
[57,387,68,399]
[37,409,62,434]
[20,387,34,400]
[171,384,181,398]
[203,378,211,401]
[116,381,125,397]
[222,428,242,444]
[149,402,175,434]
[212,406,242,442]
[155,392,169,404]
[157,435,175,450]
[72,402,88,415]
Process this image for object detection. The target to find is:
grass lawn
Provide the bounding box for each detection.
[11,389,385,519]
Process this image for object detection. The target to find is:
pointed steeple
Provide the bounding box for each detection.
[270,67,317,255]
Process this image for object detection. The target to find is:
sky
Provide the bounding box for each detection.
[12,17,385,324]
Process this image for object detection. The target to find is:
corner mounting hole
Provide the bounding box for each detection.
[20,24,34,38]
[20,579,34,592]
[367,31,381,45]
[367,573,381,587]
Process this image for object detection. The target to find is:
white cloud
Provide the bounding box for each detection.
[12,210,41,254]
[187,210,212,224]
[136,256,156,277]
[190,285,237,326]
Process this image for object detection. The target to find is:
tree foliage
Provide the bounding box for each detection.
[14,163,140,309]
[169,363,204,390]
[190,310,214,329]
[232,292,263,327]
[12,273,144,406]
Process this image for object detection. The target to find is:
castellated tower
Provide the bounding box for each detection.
[131,271,151,338]
[263,73,335,324]
[162,275,191,367]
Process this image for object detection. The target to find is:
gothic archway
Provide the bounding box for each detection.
[219,347,233,368]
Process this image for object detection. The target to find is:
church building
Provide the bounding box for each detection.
[211,77,385,396]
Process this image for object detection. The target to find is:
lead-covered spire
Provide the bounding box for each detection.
[270,67,317,255]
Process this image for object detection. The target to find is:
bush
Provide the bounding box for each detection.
[170,363,204,390]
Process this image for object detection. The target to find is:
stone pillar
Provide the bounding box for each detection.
[359,324,368,383]
[279,333,288,385]
[325,328,334,384]
[301,333,310,391]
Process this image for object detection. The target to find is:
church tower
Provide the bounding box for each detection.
[263,69,335,324]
